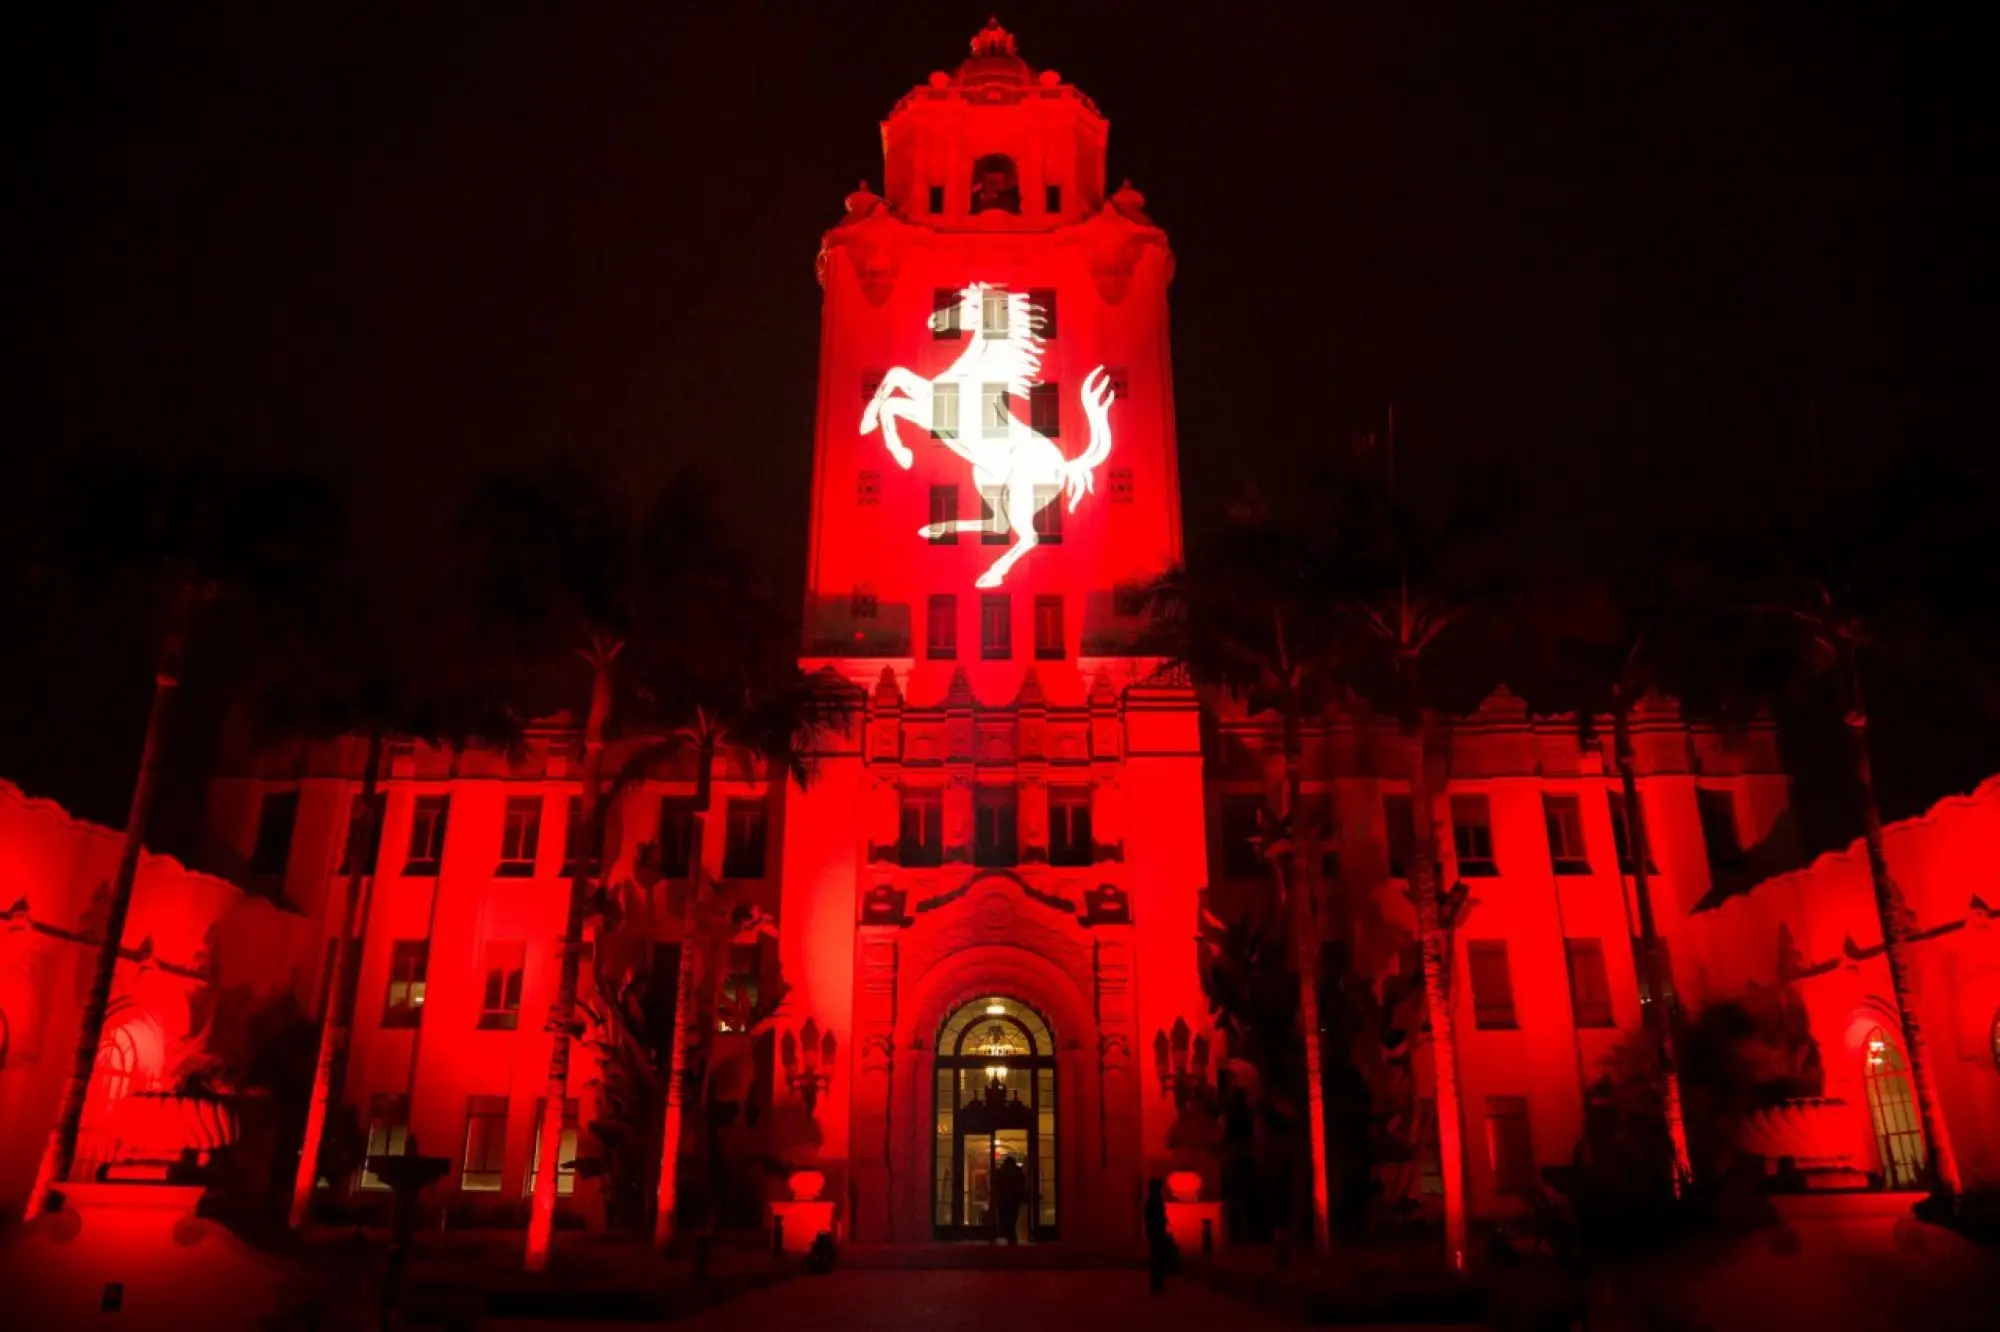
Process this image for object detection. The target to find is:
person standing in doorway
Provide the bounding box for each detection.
[992,1152,1029,1245]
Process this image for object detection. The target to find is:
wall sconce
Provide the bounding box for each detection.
[782,1019,837,1114]
[1153,1017,1211,1108]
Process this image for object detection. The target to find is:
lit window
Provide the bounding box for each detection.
[497,796,542,876]
[1861,1026,1927,1190]
[1450,795,1497,875]
[251,791,300,877]
[723,798,767,879]
[359,1093,409,1191]
[460,1095,507,1192]
[1050,787,1092,867]
[931,382,960,440]
[982,382,1010,437]
[980,594,1012,660]
[900,788,944,868]
[1543,794,1589,873]
[975,787,1019,868]
[382,940,428,1029]
[932,288,963,339]
[926,593,958,661]
[526,1098,579,1197]
[339,791,386,876]
[405,795,450,874]
[1564,939,1615,1028]
[1467,940,1517,1030]
[1486,1096,1535,1194]
[478,940,525,1031]
[981,287,1011,338]
[717,957,760,1034]
[1034,594,1065,660]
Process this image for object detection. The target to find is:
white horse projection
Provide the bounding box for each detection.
[861,283,1115,588]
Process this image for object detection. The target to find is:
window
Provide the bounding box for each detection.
[1221,793,1264,879]
[981,287,1011,338]
[981,593,1011,660]
[478,940,526,1030]
[1032,487,1063,545]
[1564,939,1615,1028]
[931,381,960,440]
[1486,1096,1536,1194]
[1383,793,1415,879]
[1861,1028,1927,1190]
[497,796,542,876]
[860,369,884,404]
[657,798,696,877]
[251,791,299,876]
[900,788,944,868]
[717,954,760,1034]
[929,484,960,544]
[1450,794,1497,875]
[856,469,881,504]
[1050,786,1092,866]
[932,288,963,339]
[928,184,945,214]
[562,795,599,878]
[526,1097,579,1197]
[460,1095,507,1191]
[1044,184,1062,214]
[1028,287,1057,337]
[979,486,1011,545]
[359,1093,410,1191]
[1544,794,1589,873]
[1029,382,1061,437]
[1108,468,1135,502]
[382,940,428,1028]
[982,382,1010,437]
[1034,594,1065,660]
[927,593,958,660]
[851,584,878,619]
[1697,788,1746,873]
[1638,936,1676,1007]
[339,791,386,875]
[1607,791,1657,874]
[1467,940,1518,1030]
[722,798,768,879]
[406,795,449,874]
[970,153,1020,214]
[975,787,1019,867]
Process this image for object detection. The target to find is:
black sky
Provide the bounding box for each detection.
[4,3,1995,850]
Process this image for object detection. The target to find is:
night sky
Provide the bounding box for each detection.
[4,3,1995,853]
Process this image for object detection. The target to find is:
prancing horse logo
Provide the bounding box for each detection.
[860,284,1115,588]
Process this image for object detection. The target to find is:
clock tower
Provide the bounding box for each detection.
[775,20,1209,1244]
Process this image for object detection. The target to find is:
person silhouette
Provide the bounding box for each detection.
[992,1152,1029,1245]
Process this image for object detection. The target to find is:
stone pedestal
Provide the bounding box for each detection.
[1165,1200,1224,1257]
[769,1200,837,1252]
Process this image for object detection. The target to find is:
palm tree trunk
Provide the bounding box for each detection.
[24,579,193,1220]
[1281,704,1333,1248]
[1610,704,1692,1195]
[1405,715,1468,1273]
[526,654,615,1271]
[1841,644,1961,1199]
[289,729,385,1229]
[653,733,713,1249]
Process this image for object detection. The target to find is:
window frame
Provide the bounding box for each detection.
[1049,786,1093,867]
[931,381,960,441]
[460,1094,508,1192]
[1382,792,1415,880]
[1033,594,1065,660]
[929,483,960,545]
[1563,938,1616,1029]
[657,797,696,878]
[926,593,959,661]
[1485,1095,1536,1195]
[405,795,450,875]
[382,940,429,1029]
[932,288,963,339]
[974,786,1020,868]
[1697,787,1748,873]
[980,593,1012,661]
[497,795,542,877]
[1466,939,1519,1031]
[478,939,526,1031]
[721,797,769,880]
[899,787,945,868]
[1543,793,1590,873]
[338,790,386,876]
[1450,794,1498,875]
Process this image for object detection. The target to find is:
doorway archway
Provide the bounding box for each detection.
[1860,1025,1927,1189]
[933,996,1056,1240]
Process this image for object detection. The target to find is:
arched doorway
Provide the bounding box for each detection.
[1860,1025,1927,1189]
[933,996,1056,1240]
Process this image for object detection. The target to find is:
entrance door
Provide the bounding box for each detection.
[933,996,1057,1240]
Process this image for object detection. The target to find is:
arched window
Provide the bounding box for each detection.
[95,1024,139,1104]
[933,996,1056,1240]
[1861,1025,1927,1190]
[970,154,1021,215]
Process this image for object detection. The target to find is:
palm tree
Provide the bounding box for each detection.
[1144,493,1346,1247]
[22,460,341,1220]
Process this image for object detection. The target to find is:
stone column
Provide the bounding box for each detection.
[1093,928,1142,1242]
[849,925,900,1241]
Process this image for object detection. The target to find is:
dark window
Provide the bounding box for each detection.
[405,795,449,875]
[927,593,958,660]
[562,795,599,878]
[860,369,884,403]
[1564,939,1615,1028]
[1544,794,1589,873]
[1639,936,1676,1007]
[1050,786,1092,866]
[1451,794,1497,874]
[657,798,696,878]
[927,183,945,214]
[1029,382,1061,437]
[1467,940,1518,1030]
[851,585,878,619]
[929,484,960,544]
[460,1095,507,1191]
[717,953,760,1033]
[974,787,1019,867]
[339,791,386,876]
[981,593,1011,660]
[856,470,881,505]
[931,382,960,440]
[1221,793,1264,879]
[1034,594,1065,660]
[932,288,963,339]
[970,153,1020,214]
[497,796,541,876]
[1032,487,1063,544]
[478,940,526,1030]
[899,788,944,867]
[527,1098,578,1196]
[1486,1096,1535,1194]
[722,798,768,879]
[251,791,299,876]
[1108,468,1135,502]
[1383,793,1415,879]
[982,382,1010,436]
[359,1094,410,1191]
[1028,288,1057,338]
[382,940,428,1029]
[1607,791,1657,874]
[980,486,1011,544]
[1697,788,1746,872]
[1044,183,1062,214]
